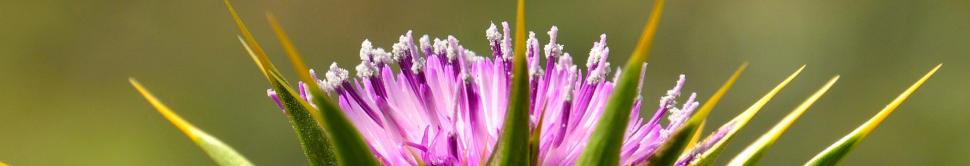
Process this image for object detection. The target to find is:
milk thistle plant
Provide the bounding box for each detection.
[129,0,941,165]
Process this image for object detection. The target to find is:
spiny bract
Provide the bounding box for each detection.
[129,0,941,165]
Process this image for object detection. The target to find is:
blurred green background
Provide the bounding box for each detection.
[1,0,967,165]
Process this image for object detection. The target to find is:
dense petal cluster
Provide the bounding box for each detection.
[269,22,701,165]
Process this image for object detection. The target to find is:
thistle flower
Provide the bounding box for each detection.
[128,0,942,165]
[267,26,699,165]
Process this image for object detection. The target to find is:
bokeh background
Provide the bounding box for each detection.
[1,0,967,165]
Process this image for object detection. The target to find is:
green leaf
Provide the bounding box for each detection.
[686,65,805,166]
[805,64,941,166]
[487,0,531,165]
[275,84,338,166]
[647,63,747,166]
[728,75,839,166]
[264,14,337,166]
[576,0,666,164]
[129,79,254,166]
[224,1,337,165]
[224,0,379,164]
[262,12,380,166]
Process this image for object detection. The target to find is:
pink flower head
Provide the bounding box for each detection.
[269,22,700,166]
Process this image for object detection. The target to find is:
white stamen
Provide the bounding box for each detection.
[419,35,431,53]
[527,31,541,76]
[662,75,688,122]
[308,69,328,93]
[372,48,393,64]
[432,38,447,56]
[486,23,502,44]
[501,22,513,60]
[527,31,538,54]
[586,62,611,83]
[324,62,349,91]
[267,89,278,97]
[545,44,564,59]
[548,26,559,43]
[446,36,460,61]
[586,34,608,68]
[356,62,376,78]
[360,39,373,61]
[411,55,426,73]
[544,26,563,58]
[391,32,411,62]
